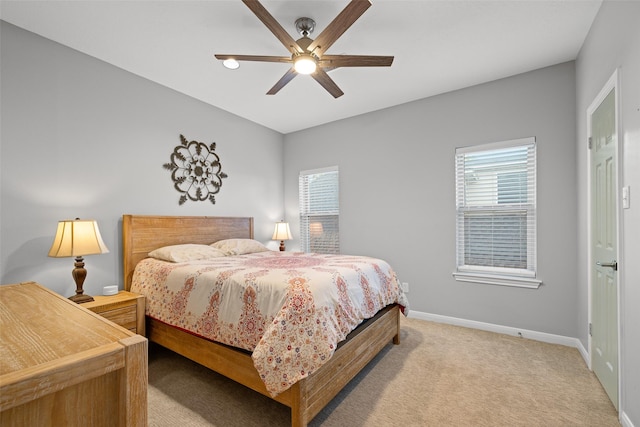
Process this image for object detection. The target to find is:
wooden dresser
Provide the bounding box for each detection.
[0,282,147,426]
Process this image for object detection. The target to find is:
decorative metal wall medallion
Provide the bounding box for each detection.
[163,134,228,205]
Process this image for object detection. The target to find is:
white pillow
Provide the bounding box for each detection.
[148,244,227,262]
[210,239,271,255]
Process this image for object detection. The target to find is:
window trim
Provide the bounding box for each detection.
[453,137,542,289]
[453,271,542,289]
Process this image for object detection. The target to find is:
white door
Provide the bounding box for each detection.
[590,84,618,411]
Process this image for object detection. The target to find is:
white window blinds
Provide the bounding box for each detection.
[299,167,339,254]
[454,137,538,284]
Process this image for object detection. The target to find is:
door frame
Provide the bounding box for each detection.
[586,68,623,410]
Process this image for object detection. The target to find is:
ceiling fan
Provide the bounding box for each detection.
[215,0,393,98]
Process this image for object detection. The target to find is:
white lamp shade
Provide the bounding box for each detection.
[272,222,292,241]
[48,219,110,257]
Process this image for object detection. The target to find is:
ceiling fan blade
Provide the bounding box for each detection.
[267,68,298,95]
[311,68,344,98]
[320,55,393,68]
[215,54,291,63]
[308,0,371,56]
[242,0,303,54]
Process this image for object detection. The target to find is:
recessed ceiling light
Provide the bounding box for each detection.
[222,59,240,70]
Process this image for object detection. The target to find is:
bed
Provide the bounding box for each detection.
[122,214,406,427]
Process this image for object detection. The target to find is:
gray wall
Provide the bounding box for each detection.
[0,21,285,298]
[284,61,579,338]
[576,1,640,425]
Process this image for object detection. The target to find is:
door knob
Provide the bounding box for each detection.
[596,260,618,271]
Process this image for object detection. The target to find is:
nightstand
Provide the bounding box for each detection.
[83,291,145,335]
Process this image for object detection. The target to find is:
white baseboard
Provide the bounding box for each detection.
[620,412,635,427]
[408,310,589,364]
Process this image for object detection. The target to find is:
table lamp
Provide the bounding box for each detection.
[48,218,109,303]
[272,221,292,251]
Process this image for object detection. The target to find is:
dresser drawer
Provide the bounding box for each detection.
[99,305,137,332]
[83,291,145,335]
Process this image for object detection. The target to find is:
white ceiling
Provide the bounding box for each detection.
[1,0,602,134]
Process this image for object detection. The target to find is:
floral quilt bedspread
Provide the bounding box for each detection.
[131,251,409,396]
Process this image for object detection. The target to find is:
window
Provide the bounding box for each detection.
[453,137,541,288]
[299,167,339,254]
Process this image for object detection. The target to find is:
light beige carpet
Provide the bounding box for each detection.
[147,317,619,426]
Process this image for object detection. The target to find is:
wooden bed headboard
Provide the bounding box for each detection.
[122,215,254,290]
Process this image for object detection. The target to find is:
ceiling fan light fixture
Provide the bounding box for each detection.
[222,58,240,70]
[293,54,317,75]
[215,0,393,97]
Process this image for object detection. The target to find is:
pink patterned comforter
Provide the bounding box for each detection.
[131,251,408,396]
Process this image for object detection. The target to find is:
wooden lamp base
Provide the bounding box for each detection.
[69,256,94,303]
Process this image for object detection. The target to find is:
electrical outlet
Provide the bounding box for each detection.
[401,282,409,293]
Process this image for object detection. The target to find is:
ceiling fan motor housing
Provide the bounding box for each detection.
[296,36,314,52]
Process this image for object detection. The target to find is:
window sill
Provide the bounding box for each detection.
[452,271,542,289]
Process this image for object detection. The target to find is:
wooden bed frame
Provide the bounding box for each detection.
[122,214,400,427]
